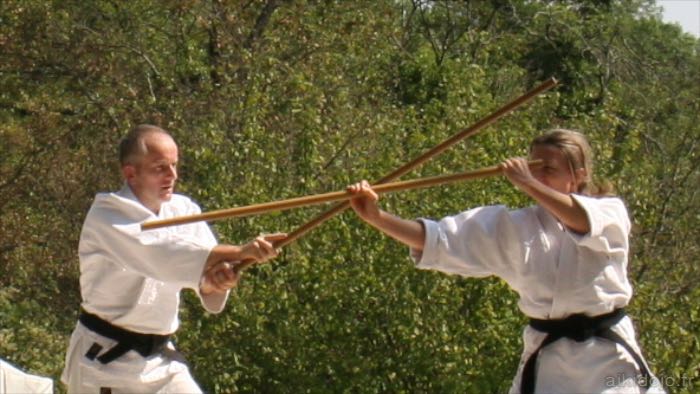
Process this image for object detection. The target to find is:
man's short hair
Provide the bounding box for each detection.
[119,124,172,166]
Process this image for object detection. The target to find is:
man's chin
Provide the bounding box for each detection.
[159,191,174,201]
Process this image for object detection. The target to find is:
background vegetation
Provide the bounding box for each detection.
[1,0,698,392]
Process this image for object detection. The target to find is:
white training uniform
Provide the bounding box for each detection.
[412,194,665,394]
[62,185,229,394]
[0,358,53,393]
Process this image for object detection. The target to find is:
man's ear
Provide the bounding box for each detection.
[122,164,136,181]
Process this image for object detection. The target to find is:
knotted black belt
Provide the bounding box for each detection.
[520,308,652,394]
[79,309,171,364]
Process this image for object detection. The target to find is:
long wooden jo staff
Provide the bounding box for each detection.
[142,77,557,272]
[235,77,557,271]
[142,160,543,230]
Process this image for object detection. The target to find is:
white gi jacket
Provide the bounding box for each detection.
[61,185,228,391]
[412,194,664,393]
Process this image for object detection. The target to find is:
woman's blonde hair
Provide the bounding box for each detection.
[530,129,614,197]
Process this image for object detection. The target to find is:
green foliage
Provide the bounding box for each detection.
[1,0,698,392]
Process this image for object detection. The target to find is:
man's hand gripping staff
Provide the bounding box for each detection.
[200,233,287,295]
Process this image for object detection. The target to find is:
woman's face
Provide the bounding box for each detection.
[529,144,583,194]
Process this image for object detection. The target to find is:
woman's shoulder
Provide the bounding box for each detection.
[442,204,540,229]
[572,194,628,213]
[571,194,631,235]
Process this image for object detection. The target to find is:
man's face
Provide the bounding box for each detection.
[123,132,179,213]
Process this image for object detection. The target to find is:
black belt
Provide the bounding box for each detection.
[79,309,171,364]
[521,308,652,394]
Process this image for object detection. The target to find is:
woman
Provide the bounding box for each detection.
[347,129,664,393]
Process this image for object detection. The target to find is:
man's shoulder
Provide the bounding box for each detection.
[90,191,123,209]
[86,191,153,225]
[168,193,198,207]
[87,190,203,219]
[91,191,141,209]
[162,193,204,217]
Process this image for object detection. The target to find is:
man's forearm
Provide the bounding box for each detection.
[205,244,243,270]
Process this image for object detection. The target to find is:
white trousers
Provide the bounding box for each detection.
[62,323,202,394]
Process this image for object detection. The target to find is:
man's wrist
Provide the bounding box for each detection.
[199,276,214,295]
[211,244,243,263]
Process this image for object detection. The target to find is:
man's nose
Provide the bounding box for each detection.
[167,165,177,180]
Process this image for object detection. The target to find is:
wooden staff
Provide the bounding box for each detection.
[229,77,557,272]
[142,160,543,230]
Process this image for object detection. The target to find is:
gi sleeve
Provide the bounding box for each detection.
[183,205,231,314]
[567,195,630,254]
[80,200,213,290]
[411,205,526,281]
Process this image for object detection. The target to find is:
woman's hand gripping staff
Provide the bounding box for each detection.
[200,233,287,295]
[500,153,590,234]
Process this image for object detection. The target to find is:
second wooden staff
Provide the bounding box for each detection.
[142,160,542,230]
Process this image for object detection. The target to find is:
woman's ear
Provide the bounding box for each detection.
[575,167,588,187]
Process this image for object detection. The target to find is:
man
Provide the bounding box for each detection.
[62,124,285,393]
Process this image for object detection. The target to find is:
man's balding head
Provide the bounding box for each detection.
[119,124,174,166]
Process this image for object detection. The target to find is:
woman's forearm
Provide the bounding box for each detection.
[522,181,590,234]
[365,210,426,251]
